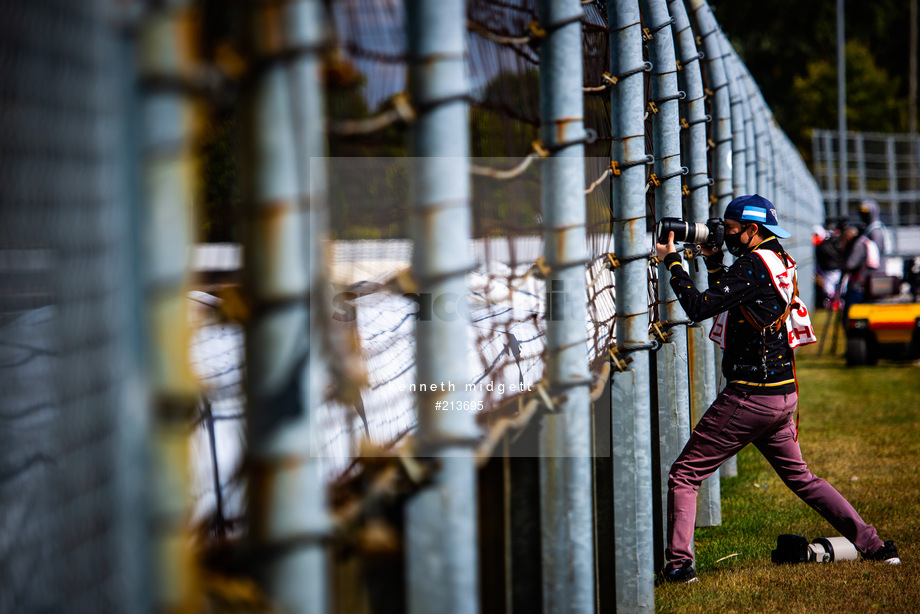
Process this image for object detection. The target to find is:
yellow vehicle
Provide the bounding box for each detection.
[845,297,920,366]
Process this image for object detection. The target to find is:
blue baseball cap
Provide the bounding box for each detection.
[723,194,791,239]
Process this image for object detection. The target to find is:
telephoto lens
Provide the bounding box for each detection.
[655,217,725,248]
[656,217,709,245]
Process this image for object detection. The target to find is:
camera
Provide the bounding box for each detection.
[656,217,725,249]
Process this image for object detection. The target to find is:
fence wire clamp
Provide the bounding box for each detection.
[528,20,547,39]
[531,256,553,279]
[396,445,428,485]
[649,173,660,187]
[330,92,417,136]
[682,243,703,261]
[604,250,654,270]
[681,184,691,196]
[611,154,654,177]
[533,139,551,158]
[650,321,673,344]
[647,101,659,115]
[607,346,634,373]
[535,381,558,414]
[584,71,620,92]
[642,27,653,41]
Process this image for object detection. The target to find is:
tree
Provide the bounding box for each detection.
[710,0,912,159]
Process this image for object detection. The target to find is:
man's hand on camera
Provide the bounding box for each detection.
[656,231,677,261]
[700,244,721,258]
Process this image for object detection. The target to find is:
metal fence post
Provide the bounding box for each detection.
[687,0,728,527]
[887,137,901,227]
[138,3,203,608]
[856,133,867,198]
[241,2,331,612]
[537,0,596,612]
[0,2,151,611]
[743,65,775,200]
[405,1,480,613]
[721,35,747,202]
[667,0,716,559]
[734,57,758,200]
[640,0,692,568]
[837,0,849,219]
[609,1,655,610]
[823,131,837,217]
[716,33,751,480]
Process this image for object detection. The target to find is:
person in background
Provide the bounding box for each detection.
[841,225,880,325]
[813,224,843,308]
[858,199,889,270]
[905,256,920,301]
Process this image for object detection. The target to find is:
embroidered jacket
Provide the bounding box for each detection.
[663,237,797,395]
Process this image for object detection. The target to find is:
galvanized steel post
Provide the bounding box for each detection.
[405,1,480,613]
[667,0,717,552]
[640,0,692,564]
[740,65,775,200]
[241,1,331,612]
[609,1,655,610]
[837,0,848,219]
[537,0,596,611]
[733,57,758,199]
[717,34,751,480]
[720,36,747,203]
[823,131,835,214]
[687,0,728,527]
[138,3,201,608]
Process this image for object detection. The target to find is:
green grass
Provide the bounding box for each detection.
[656,310,920,613]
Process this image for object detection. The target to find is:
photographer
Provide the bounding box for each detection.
[655,194,899,583]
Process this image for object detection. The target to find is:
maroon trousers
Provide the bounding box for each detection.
[666,387,883,567]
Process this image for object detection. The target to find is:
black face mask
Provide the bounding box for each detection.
[724,226,752,256]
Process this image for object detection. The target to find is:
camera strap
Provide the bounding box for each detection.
[738,270,798,334]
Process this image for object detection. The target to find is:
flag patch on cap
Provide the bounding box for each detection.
[741,206,767,221]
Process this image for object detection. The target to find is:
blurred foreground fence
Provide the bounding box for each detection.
[0,0,823,613]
